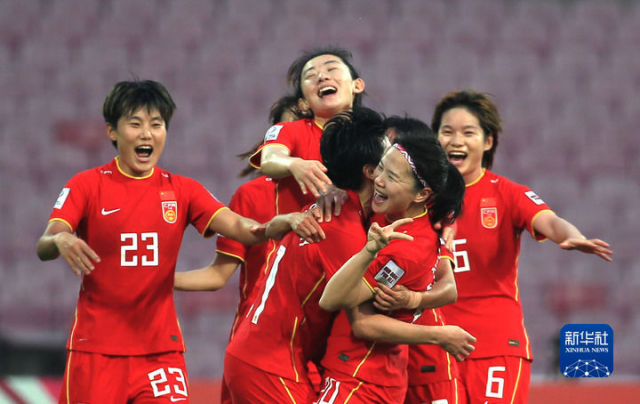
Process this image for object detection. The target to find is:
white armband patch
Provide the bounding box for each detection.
[54,188,70,209]
[525,190,545,205]
[374,259,405,288]
[264,125,283,141]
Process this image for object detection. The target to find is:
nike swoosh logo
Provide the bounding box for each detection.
[101,208,121,215]
[490,179,499,183]
[170,397,187,402]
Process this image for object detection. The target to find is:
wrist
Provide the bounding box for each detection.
[363,246,378,257]
[407,291,422,310]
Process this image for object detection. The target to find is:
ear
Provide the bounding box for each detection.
[352,78,365,94]
[107,124,117,142]
[414,187,432,204]
[363,164,377,180]
[298,98,310,112]
[483,133,494,151]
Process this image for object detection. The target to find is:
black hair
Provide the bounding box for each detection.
[431,89,502,170]
[320,106,386,191]
[103,80,176,148]
[391,119,465,224]
[286,44,365,114]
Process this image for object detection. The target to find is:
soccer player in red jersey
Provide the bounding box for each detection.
[249,45,366,217]
[174,94,303,404]
[372,117,467,404]
[317,125,474,403]
[36,80,322,404]
[225,107,474,403]
[428,90,612,403]
[224,107,387,404]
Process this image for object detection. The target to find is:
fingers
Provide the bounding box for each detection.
[294,214,326,243]
[64,254,92,276]
[304,170,332,198]
[323,195,332,223]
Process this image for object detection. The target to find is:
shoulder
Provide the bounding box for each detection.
[481,171,527,193]
[72,162,113,183]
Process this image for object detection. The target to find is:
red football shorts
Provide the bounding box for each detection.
[404,378,467,404]
[457,356,531,404]
[224,352,316,403]
[314,369,406,404]
[59,350,190,403]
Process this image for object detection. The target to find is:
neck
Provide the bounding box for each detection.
[464,166,485,185]
[387,203,426,222]
[357,182,375,219]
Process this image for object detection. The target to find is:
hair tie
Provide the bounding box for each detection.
[392,143,428,188]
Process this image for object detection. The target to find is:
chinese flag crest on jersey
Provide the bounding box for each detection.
[160,190,178,224]
[480,197,497,229]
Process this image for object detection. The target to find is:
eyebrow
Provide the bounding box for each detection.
[441,124,479,130]
[302,59,342,75]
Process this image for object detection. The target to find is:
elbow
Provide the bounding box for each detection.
[444,285,458,305]
[319,295,338,312]
[351,322,373,340]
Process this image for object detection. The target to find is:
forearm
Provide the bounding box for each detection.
[174,267,223,291]
[349,308,442,345]
[535,212,584,244]
[37,221,73,261]
[211,210,266,245]
[175,255,240,291]
[260,148,296,179]
[320,248,376,311]
[417,258,457,309]
[417,281,457,309]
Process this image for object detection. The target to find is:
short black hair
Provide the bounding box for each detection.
[320,106,386,191]
[103,80,176,147]
[286,45,365,111]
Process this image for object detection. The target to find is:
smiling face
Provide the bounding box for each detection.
[299,54,365,126]
[372,147,428,221]
[107,107,166,177]
[437,107,493,185]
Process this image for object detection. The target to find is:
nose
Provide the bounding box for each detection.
[450,132,463,146]
[374,173,384,187]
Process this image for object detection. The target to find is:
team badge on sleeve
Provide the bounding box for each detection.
[264,125,283,141]
[374,260,405,288]
[525,190,545,205]
[54,188,70,209]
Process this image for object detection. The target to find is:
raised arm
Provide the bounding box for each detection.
[260,144,331,198]
[320,219,414,311]
[36,220,100,276]
[532,211,613,261]
[174,253,240,291]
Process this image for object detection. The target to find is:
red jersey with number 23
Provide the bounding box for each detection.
[49,158,226,356]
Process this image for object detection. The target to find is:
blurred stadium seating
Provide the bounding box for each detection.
[1,0,638,385]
